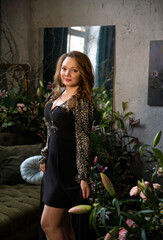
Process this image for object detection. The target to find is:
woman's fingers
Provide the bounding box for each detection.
[80,180,90,199]
[40,163,46,173]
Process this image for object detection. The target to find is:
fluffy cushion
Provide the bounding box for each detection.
[0,143,43,185]
[20,155,44,185]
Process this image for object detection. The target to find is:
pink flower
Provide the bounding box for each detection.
[130,186,140,196]
[93,156,98,165]
[20,103,25,107]
[119,228,127,240]
[23,107,27,111]
[119,219,137,240]
[153,183,161,190]
[92,125,100,132]
[17,103,25,108]
[91,183,96,190]
[17,107,23,114]
[47,81,54,89]
[157,167,163,177]
[153,70,158,77]
[126,218,135,227]
[98,165,107,173]
[129,117,140,127]
[139,191,147,201]
[144,181,150,186]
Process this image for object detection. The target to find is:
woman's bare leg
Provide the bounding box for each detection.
[62,212,76,240]
[41,204,66,240]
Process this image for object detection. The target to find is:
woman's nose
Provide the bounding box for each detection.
[65,70,70,76]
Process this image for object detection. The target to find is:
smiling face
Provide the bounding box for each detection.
[60,57,81,88]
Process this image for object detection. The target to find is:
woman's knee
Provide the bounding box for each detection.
[41,205,65,233]
[41,214,49,233]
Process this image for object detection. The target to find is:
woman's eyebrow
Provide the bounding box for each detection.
[62,65,78,69]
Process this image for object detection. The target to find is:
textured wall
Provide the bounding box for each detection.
[1,0,163,148]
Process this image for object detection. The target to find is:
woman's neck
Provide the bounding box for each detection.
[63,86,78,97]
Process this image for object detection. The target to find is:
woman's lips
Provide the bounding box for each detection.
[65,78,71,82]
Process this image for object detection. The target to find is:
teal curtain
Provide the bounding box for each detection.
[95,26,115,89]
[43,28,68,85]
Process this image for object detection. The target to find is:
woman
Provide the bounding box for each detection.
[40,51,94,240]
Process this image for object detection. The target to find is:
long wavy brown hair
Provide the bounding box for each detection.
[47,51,94,109]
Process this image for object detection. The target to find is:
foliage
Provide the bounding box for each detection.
[70,132,163,240]
[90,86,140,209]
[139,130,163,181]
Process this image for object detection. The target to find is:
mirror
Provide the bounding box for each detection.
[42,25,115,92]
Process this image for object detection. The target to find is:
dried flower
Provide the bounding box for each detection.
[0,89,8,98]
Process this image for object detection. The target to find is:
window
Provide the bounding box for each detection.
[67,27,86,52]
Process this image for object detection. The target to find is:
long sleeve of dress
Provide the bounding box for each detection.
[72,98,94,184]
[39,92,55,164]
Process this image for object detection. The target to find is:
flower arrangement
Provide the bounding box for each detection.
[69,131,163,240]
[0,80,53,142]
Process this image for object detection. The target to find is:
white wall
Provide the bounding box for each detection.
[1,0,163,148]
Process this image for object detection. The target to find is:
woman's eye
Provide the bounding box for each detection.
[62,67,66,71]
[73,69,78,72]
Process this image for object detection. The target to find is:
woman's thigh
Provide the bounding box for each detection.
[41,204,66,228]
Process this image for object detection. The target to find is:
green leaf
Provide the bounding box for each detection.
[141,228,147,240]
[104,227,119,240]
[152,148,163,161]
[123,112,133,119]
[1,121,14,128]
[112,198,120,217]
[134,210,154,215]
[99,208,107,229]
[153,131,162,147]
[39,80,44,87]
[139,144,151,155]
[92,209,101,237]
[151,165,159,181]
[119,118,125,130]
[122,102,127,112]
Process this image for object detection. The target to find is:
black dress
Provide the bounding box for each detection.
[42,97,94,209]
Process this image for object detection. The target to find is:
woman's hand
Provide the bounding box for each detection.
[40,163,46,173]
[80,180,90,199]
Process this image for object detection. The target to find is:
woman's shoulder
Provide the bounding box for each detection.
[76,97,93,107]
[74,98,93,111]
[74,98,94,116]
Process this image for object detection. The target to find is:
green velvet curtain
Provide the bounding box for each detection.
[95,26,115,89]
[43,28,68,85]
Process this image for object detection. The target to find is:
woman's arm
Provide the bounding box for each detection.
[39,119,50,172]
[72,98,94,198]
